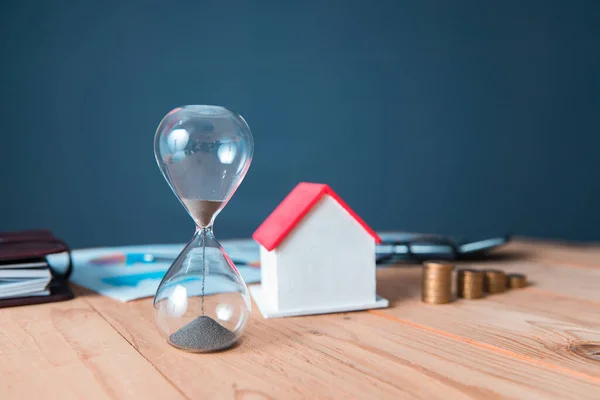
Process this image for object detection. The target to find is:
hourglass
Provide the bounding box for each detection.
[153,105,253,352]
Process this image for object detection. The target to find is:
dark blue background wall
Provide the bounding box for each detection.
[2,1,599,247]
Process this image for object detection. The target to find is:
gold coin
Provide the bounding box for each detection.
[456,269,484,299]
[483,269,506,294]
[423,260,454,270]
[506,273,527,289]
[422,260,454,304]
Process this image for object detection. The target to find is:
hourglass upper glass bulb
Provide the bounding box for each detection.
[154,105,254,227]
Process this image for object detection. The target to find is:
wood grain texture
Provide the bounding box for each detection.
[510,238,600,269]
[2,240,600,399]
[373,273,600,383]
[0,295,184,400]
[81,290,600,400]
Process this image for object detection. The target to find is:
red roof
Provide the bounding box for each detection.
[252,182,381,251]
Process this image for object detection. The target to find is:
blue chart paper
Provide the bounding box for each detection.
[68,240,261,302]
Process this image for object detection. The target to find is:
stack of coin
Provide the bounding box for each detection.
[506,273,527,289]
[422,261,454,304]
[483,270,506,294]
[456,269,484,299]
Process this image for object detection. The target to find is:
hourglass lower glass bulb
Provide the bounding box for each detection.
[154,229,249,351]
[153,105,254,352]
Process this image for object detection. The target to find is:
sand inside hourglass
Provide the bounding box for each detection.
[181,199,223,227]
[169,315,237,351]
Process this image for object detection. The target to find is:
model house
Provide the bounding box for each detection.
[250,182,388,318]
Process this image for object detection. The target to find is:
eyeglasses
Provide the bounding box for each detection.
[376,233,509,264]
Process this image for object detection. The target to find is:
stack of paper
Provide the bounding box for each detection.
[0,260,52,299]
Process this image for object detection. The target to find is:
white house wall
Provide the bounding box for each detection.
[275,195,376,311]
[259,245,279,310]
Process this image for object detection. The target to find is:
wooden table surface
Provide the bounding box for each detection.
[2,239,600,399]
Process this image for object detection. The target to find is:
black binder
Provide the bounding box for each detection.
[0,229,74,308]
